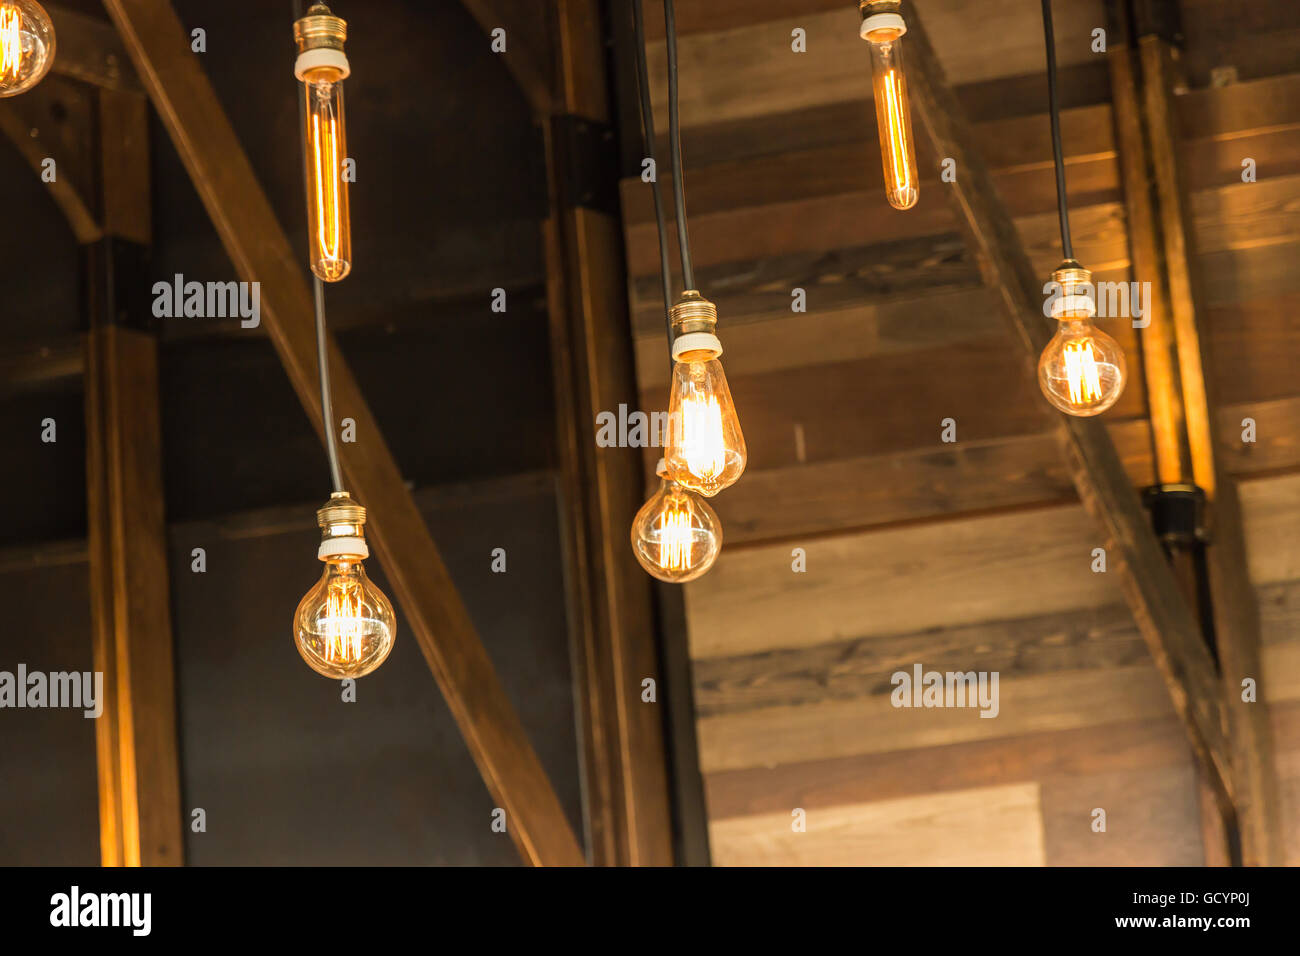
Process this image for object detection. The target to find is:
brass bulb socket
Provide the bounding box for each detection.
[317,490,367,541]
[1051,259,1093,299]
[860,0,903,15]
[669,290,719,337]
[295,2,347,54]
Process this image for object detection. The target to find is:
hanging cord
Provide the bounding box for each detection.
[663,0,696,291]
[294,0,344,493]
[1041,0,1074,261]
[631,0,676,363]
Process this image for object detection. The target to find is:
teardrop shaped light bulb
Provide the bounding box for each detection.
[631,463,722,583]
[0,1,55,98]
[663,292,747,497]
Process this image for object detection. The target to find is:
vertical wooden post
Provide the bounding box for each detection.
[85,87,185,867]
[1105,0,1283,866]
[542,0,675,866]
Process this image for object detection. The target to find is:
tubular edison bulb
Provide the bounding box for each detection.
[860,1,917,210]
[631,461,722,583]
[294,492,396,679]
[0,0,54,98]
[1038,261,1126,416]
[294,3,352,282]
[664,292,746,496]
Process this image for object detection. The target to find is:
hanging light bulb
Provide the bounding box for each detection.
[294,2,352,282]
[0,0,54,98]
[1038,261,1126,416]
[294,492,396,678]
[860,0,918,211]
[631,460,722,583]
[663,292,746,497]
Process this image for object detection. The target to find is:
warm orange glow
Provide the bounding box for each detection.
[869,39,918,210]
[311,111,342,269]
[1062,338,1105,407]
[657,505,695,573]
[323,569,364,664]
[0,8,22,80]
[881,70,912,199]
[680,393,726,482]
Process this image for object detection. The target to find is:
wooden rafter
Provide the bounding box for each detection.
[100,0,584,866]
[84,85,185,867]
[458,0,557,116]
[900,2,1235,807]
[540,0,675,865]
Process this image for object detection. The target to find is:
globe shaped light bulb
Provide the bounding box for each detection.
[631,465,722,583]
[293,493,396,679]
[0,1,55,98]
[1037,261,1127,417]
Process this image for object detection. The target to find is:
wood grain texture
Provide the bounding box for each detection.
[1039,764,1205,866]
[704,716,1196,819]
[541,0,675,866]
[710,782,1046,866]
[103,0,583,866]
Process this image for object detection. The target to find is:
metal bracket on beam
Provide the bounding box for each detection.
[1142,483,1207,548]
[550,113,621,216]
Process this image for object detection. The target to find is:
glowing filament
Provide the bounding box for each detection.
[1063,338,1104,406]
[311,107,342,266]
[323,575,364,663]
[882,69,911,196]
[681,393,726,481]
[0,8,22,80]
[658,506,694,572]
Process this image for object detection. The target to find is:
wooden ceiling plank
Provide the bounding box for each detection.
[901,1,1234,806]
[100,0,584,866]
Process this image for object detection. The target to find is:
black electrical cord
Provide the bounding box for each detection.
[631,0,676,360]
[1041,0,1074,261]
[663,0,696,291]
[294,0,344,493]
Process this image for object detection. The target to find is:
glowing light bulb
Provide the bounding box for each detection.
[631,461,722,583]
[294,493,396,679]
[861,4,918,211]
[0,0,54,98]
[1038,262,1126,416]
[663,292,746,497]
[294,3,352,282]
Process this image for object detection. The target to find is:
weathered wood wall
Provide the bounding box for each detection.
[623,0,1300,865]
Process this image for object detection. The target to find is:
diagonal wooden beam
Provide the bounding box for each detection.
[458,0,557,116]
[900,1,1234,806]
[46,3,140,91]
[0,74,101,243]
[101,0,584,866]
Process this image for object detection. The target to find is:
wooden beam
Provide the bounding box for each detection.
[0,73,101,243]
[458,0,557,116]
[1133,22,1285,864]
[901,1,1234,805]
[541,0,675,865]
[84,86,184,867]
[46,4,141,91]
[101,0,584,866]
